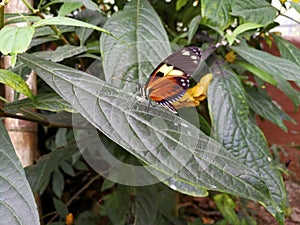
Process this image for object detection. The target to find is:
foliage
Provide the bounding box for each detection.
[0,0,299,224]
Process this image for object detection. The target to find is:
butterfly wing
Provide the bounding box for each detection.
[148,75,189,102]
[163,46,201,75]
[144,46,201,88]
[143,46,201,113]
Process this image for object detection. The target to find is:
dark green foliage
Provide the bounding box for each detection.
[0,0,299,224]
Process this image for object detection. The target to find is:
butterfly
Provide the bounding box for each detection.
[138,46,201,113]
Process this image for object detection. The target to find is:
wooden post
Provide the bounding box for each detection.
[1,0,37,167]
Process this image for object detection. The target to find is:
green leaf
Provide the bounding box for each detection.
[4,93,74,113]
[25,145,78,193]
[53,198,69,218]
[19,52,275,206]
[32,16,111,35]
[55,128,68,148]
[0,26,34,55]
[75,9,106,45]
[235,61,277,85]
[100,185,130,225]
[101,179,116,192]
[246,86,295,132]
[208,66,286,219]
[52,169,65,198]
[42,0,100,12]
[188,15,201,44]
[213,194,240,225]
[34,45,87,62]
[231,45,300,107]
[225,23,263,45]
[0,69,35,100]
[231,45,300,80]
[60,161,76,177]
[272,34,300,66]
[100,0,171,86]
[58,2,83,17]
[4,16,41,25]
[73,160,89,171]
[231,0,277,25]
[134,186,159,225]
[0,26,34,67]
[290,1,300,14]
[176,0,188,11]
[276,76,300,109]
[0,122,39,225]
[201,0,233,34]
[30,36,59,48]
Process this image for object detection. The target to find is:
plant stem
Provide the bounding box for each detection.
[280,13,300,25]
[47,175,101,224]
[21,0,36,14]
[0,5,4,30]
[0,111,75,128]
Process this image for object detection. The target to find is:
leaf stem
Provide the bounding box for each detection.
[21,0,36,14]
[0,5,4,30]
[279,13,300,25]
[0,111,74,128]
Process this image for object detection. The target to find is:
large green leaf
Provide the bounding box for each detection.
[19,52,274,206]
[232,45,300,107]
[247,90,294,131]
[100,0,171,87]
[201,0,233,34]
[272,34,300,66]
[232,45,300,82]
[188,15,201,44]
[0,122,39,225]
[0,26,34,55]
[231,0,277,25]
[245,86,295,132]
[208,65,286,220]
[0,26,34,66]
[32,16,111,35]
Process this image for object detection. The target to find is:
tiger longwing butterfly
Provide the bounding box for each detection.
[138,46,201,113]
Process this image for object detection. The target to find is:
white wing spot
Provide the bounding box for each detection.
[182,50,190,56]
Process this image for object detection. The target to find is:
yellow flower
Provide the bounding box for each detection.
[292,0,299,3]
[280,0,287,3]
[65,213,74,225]
[225,50,237,63]
[173,73,213,109]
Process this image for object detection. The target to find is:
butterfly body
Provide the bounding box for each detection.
[139,46,201,113]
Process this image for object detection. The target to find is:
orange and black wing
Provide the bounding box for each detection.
[144,46,201,89]
[144,46,201,113]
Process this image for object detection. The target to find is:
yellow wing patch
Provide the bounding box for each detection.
[156,64,174,76]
